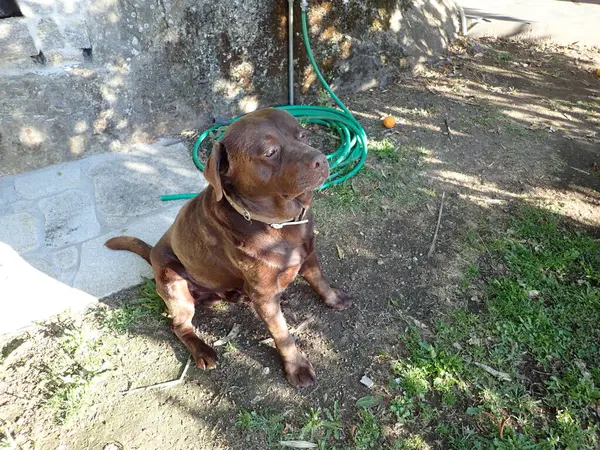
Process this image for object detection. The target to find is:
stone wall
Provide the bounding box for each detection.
[0,0,459,176]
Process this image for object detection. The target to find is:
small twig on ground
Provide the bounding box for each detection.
[499,416,508,439]
[473,362,512,382]
[123,356,192,395]
[423,82,437,95]
[570,166,590,176]
[405,315,434,337]
[449,98,480,107]
[279,440,317,448]
[443,119,452,139]
[213,323,241,347]
[477,232,493,259]
[260,318,313,345]
[427,192,446,258]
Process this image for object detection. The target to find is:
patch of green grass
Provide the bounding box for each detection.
[353,409,382,449]
[491,50,511,63]
[467,108,529,138]
[389,394,414,424]
[391,205,600,448]
[42,318,113,423]
[470,111,501,127]
[236,403,344,450]
[460,263,480,288]
[236,409,286,447]
[392,434,432,450]
[102,278,166,332]
[321,182,362,211]
[575,99,598,112]
[370,138,399,162]
[315,142,428,220]
[297,401,344,449]
[317,89,332,107]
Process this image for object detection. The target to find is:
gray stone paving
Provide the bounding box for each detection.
[0,139,207,334]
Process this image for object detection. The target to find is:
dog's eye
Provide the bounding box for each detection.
[297,131,306,140]
[264,147,278,157]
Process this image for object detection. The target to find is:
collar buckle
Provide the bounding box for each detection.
[270,219,309,229]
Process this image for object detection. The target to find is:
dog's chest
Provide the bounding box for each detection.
[236,234,307,270]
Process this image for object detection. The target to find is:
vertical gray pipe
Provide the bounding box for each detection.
[288,0,294,105]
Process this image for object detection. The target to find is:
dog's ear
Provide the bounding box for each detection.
[205,141,228,202]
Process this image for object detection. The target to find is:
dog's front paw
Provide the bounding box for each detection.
[284,354,316,388]
[323,288,353,311]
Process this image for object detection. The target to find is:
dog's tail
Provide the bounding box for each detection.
[105,236,153,265]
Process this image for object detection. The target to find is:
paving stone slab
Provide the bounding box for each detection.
[460,0,600,46]
[0,179,16,205]
[0,212,39,253]
[23,247,78,285]
[53,0,84,16]
[88,142,204,220]
[73,204,184,298]
[0,243,95,334]
[38,189,101,248]
[11,199,36,213]
[14,164,81,199]
[54,246,79,270]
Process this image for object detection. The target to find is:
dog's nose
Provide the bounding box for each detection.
[310,153,327,170]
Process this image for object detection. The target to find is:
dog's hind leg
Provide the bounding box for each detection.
[152,256,218,369]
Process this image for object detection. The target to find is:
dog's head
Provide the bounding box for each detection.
[204,108,329,202]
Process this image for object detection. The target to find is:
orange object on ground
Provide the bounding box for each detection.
[382,116,396,128]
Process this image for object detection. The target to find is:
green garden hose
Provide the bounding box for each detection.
[161,8,368,201]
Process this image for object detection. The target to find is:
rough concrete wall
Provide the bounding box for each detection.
[291,0,460,95]
[0,0,459,176]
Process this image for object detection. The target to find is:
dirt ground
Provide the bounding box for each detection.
[1,37,599,450]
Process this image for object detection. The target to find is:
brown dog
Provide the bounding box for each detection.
[105,108,351,387]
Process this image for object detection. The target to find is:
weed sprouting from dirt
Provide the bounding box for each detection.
[370,138,398,162]
[40,317,114,423]
[297,402,344,448]
[491,50,512,64]
[236,402,345,449]
[101,278,166,332]
[236,409,286,447]
[353,408,382,449]
[317,88,333,107]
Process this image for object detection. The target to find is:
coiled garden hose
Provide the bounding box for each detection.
[161,8,368,201]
